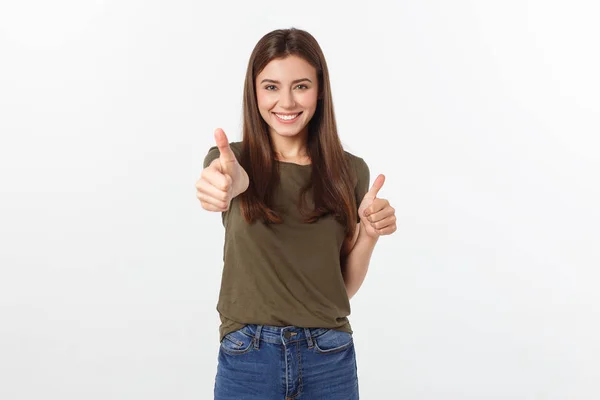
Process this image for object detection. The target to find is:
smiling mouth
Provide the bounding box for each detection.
[273,112,302,122]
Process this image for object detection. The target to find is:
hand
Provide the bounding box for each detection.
[196,128,249,212]
[357,174,397,238]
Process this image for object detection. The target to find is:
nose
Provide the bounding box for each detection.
[279,89,296,109]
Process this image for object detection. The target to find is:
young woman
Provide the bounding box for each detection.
[196,28,397,400]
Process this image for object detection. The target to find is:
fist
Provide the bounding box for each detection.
[196,128,249,212]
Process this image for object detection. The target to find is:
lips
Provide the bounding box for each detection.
[273,112,302,123]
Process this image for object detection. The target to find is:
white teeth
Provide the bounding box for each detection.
[275,113,298,120]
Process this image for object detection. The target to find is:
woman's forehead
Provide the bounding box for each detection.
[257,55,317,81]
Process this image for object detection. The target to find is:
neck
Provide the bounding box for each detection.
[269,127,310,160]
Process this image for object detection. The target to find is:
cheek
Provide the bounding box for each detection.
[256,91,274,110]
[296,91,318,109]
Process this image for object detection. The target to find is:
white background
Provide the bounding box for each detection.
[1,1,599,399]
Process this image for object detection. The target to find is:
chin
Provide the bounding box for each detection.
[273,128,306,137]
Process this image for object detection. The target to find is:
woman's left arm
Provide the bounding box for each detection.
[342,174,396,299]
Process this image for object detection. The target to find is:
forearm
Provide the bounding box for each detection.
[342,222,379,299]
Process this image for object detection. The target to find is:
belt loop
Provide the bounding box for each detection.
[304,327,313,348]
[254,325,262,349]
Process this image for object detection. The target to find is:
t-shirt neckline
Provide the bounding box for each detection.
[275,160,312,167]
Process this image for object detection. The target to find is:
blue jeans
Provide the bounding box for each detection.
[214,323,359,399]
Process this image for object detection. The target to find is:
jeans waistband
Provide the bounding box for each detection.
[241,323,331,346]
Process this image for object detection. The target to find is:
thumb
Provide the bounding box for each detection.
[214,128,237,167]
[364,174,385,200]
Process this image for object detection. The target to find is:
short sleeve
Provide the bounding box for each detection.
[354,156,370,220]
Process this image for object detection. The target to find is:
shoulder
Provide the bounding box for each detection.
[229,141,243,156]
[206,140,243,156]
[343,149,370,211]
[343,149,370,200]
[343,149,369,177]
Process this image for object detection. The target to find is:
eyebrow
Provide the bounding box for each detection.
[260,78,313,84]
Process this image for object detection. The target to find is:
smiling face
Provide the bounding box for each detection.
[255,55,319,141]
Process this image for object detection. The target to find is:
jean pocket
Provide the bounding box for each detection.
[313,328,354,354]
[220,326,255,355]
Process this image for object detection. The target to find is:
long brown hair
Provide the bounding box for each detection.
[238,28,359,253]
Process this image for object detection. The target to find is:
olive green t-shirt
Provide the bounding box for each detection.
[203,141,370,342]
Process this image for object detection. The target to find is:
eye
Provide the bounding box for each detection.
[265,85,277,91]
[295,84,308,90]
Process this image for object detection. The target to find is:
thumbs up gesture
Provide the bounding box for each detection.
[358,174,397,238]
[196,128,249,212]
